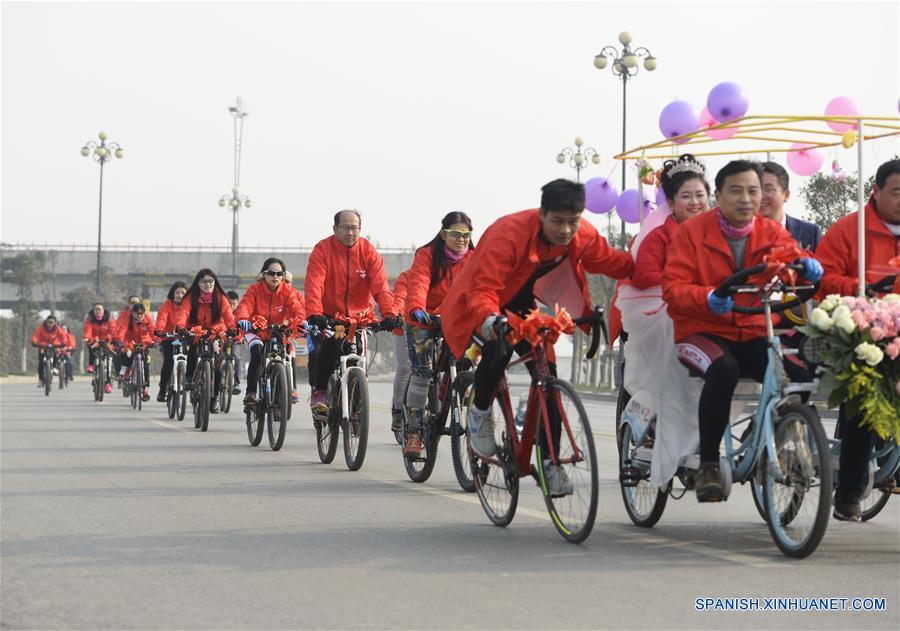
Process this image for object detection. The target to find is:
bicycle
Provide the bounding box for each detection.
[243,319,302,450]
[158,332,189,421]
[218,333,238,414]
[35,344,61,397]
[467,305,606,544]
[125,343,150,411]
[311,315,384,471]
[617,262,832,558]
[187,327,225,432]
[87,339,113,402]
[399,315,475,491]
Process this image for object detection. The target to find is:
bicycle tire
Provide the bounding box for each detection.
[860,490,892,521]
[315,417,340,464]
[403,387,441,483]
[198,360,211,432]
[536,379,599,543]
[343,366,369,471]
[58,365,65,390]
[284,358,293,421]
[220,361,234,414]
[167,376,177,419]
[618,419,668,528]
[44,361,51,397]
[93,369,101,402]
[470,392,519,527]
[135,358,144,411]
[267,363,289,451]
[761,402,832,558]
[174,363,186,421]
[450,371,476,492]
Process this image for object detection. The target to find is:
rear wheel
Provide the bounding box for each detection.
[343,367,369,471]
[536,379,598,543]
[860,490,892,521]
[220,361,234,414]
[762,402,832,558]
[315,417,340,463]
[267,363,289,451]
[618,420,668,528]
[450,371,476,492]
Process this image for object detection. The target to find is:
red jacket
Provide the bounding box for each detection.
[174,293,236,330]
[31,322,67,347]
[83,313,118,342]
[393,270,410,336]
[440,209,634,358]
[632,215,678,290]
[234,280,305,340]
[304,236,395,319]
[817,197,900,297]
[116,307,152,333]
[662,209,798,342]
[61,331,76,352]
[154,299,183,334]
[405,246,473,324]
[115,317,155,347]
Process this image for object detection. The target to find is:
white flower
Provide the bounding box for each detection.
[820,295,841,312]
[855,342,884,366]
[835,316,857,334]
[883,293,900,305]
[809,307,834,332]
[832,305,852,322]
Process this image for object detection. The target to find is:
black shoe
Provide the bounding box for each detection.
[243,393,257,406]
[833,489,862,522]
[210,397,219,414]
[695,461,724,503]
[156,390,167,403]
[390,408,403,433]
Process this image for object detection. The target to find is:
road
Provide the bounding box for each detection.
[1,379,898,630]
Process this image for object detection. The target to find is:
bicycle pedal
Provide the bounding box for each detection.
[620,465,643,487]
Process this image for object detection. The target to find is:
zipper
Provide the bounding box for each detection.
[344,246,351,316]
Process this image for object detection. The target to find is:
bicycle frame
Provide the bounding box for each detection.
[336,329,368,422]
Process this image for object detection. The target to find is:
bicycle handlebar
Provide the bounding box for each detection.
[712,262,818,315]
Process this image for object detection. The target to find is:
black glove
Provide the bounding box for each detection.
[865,275,895,297]
[307,314,328,329]
[379,315,403,331]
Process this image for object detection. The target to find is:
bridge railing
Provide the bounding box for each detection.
[0,242,416,254]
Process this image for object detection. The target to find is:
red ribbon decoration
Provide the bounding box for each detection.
[250,315,268,332]
[331,312,377,341]
[760,243,803,289]
[502,305,576,347]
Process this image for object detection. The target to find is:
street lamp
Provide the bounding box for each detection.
[594,31,657,245]
[220,97,249,287]
[80,131,124,294]
[556,137,601,183]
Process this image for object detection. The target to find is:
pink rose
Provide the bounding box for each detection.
[852,310,869,330]
[871,326,886,341]
[886,342,900,360]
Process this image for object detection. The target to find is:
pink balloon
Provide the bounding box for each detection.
[707,82,749,123]
[699,106,738,140]
[584,177,619,214]
[824,96,860,132]
[658,100,699,144]
[616,189,652,224]
[786,143,824,177]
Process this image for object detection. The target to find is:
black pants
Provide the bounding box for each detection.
[835,406,877,498]
[688,335,811,462]
[158,341,174,391]
[308,336,342,391]
[186,347,221,396]
[37,350,49,382]
[246,344,264,394]
[119,351,150,388]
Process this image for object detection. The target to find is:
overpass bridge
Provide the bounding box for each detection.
[1,243,417,310]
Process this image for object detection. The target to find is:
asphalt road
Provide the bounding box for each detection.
[1,378,898,630]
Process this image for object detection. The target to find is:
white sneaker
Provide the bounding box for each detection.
[544,463,574,497]
[52,367,59,376]
[468,407,496,458]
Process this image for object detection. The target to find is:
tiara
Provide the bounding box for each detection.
[666,159,706,177]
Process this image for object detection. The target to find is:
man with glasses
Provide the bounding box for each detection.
[759,161,822,251]
[817,158,900,521]
[304,210,401,415]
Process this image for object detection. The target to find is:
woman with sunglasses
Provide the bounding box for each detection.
[176,269,236,413]
[234,258,305,407]
[153,281,188,402]
[402,211,476,458]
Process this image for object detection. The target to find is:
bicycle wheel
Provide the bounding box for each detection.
[135,359,144,411]
[197,360,211,431]
[284,358,293,421]
[860,490,892,521]
[93,370,101,402]
[44,362,51,397]
[220,361,234,414]
[166,375,177,419]
[535,379,598,543]
[267,363,289,451]
[58,365,65,390]
[761,401,832,558]
[450,370,476,492]
[469,392,519,527]
[343,366,369,471]
[618,419,668,528]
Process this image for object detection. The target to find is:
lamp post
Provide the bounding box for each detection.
[556,137,601,183]
[220,97,249,288]
[80,131,124,294]
[594,31,657,246]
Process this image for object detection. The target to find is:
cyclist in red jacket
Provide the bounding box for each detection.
[82,303,117,392]
[31,314,67,386]
[58,323,77,383]
[115,303,155,401]
[153,281,187,402]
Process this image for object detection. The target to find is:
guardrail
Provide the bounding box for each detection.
[0,242,417,254]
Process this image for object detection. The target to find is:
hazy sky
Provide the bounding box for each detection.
[2,0,898,249]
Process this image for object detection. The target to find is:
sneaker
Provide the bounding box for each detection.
[210,397,219,414]
[141,388,150,402]
[544,463,574,497]
[52,367,59,376]
[390,408,403,433]
[404,432,423,458]
[468,407,497,458]
[104,383,112,394]
[232,385,241,395]
[291,388,300,404]
[243,392,257,406]
[156,390,167,403]
[833,489,862,522]
[86,364,95,374]
[310,389,328,415]
[696,461,724,503]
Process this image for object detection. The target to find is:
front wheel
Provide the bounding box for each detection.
[536,379,598,543]
[450,371,476,492]
[220,361,234,414]
[267,363,289,451]
[618,419,668,528]
[761,402,832,558]
[44,362,51,397]
[343,367,369,471]
[175,362,187,421]
[195,361,211,432]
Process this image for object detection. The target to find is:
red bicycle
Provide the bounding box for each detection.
[468,305,606,543]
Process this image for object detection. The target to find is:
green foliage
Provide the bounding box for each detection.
[798,171,875,234]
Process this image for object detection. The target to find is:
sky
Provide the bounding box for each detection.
[2,0,899,250]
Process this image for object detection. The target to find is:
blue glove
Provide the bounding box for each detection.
[412,309,430,325]
[799,257,823,283]
[238,320,252,332]
[707,291,734,315]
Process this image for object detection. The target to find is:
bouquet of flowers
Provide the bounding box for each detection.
[799,293,900,441]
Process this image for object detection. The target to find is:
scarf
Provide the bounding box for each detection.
[199,291,213,304]
[716,207,755,239]
[444,245,468,263]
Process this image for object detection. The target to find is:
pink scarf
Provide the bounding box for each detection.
[199,291,213,304]
[444,245,468,263]
[716,208,755,239]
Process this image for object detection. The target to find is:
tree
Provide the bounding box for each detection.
[798,171,875,234]
[0,251,54,371]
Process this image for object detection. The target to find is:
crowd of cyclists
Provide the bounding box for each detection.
[30,156,900,529]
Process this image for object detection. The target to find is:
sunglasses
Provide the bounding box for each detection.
[443,229,472,240]
[198,277,215,284]
[264,269,285,277]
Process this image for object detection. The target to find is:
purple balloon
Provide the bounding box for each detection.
[584,176,619,214]
[659,100,699,142]
[707,82,749,123]
[654,187,667,207]
[616,189,652,224]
